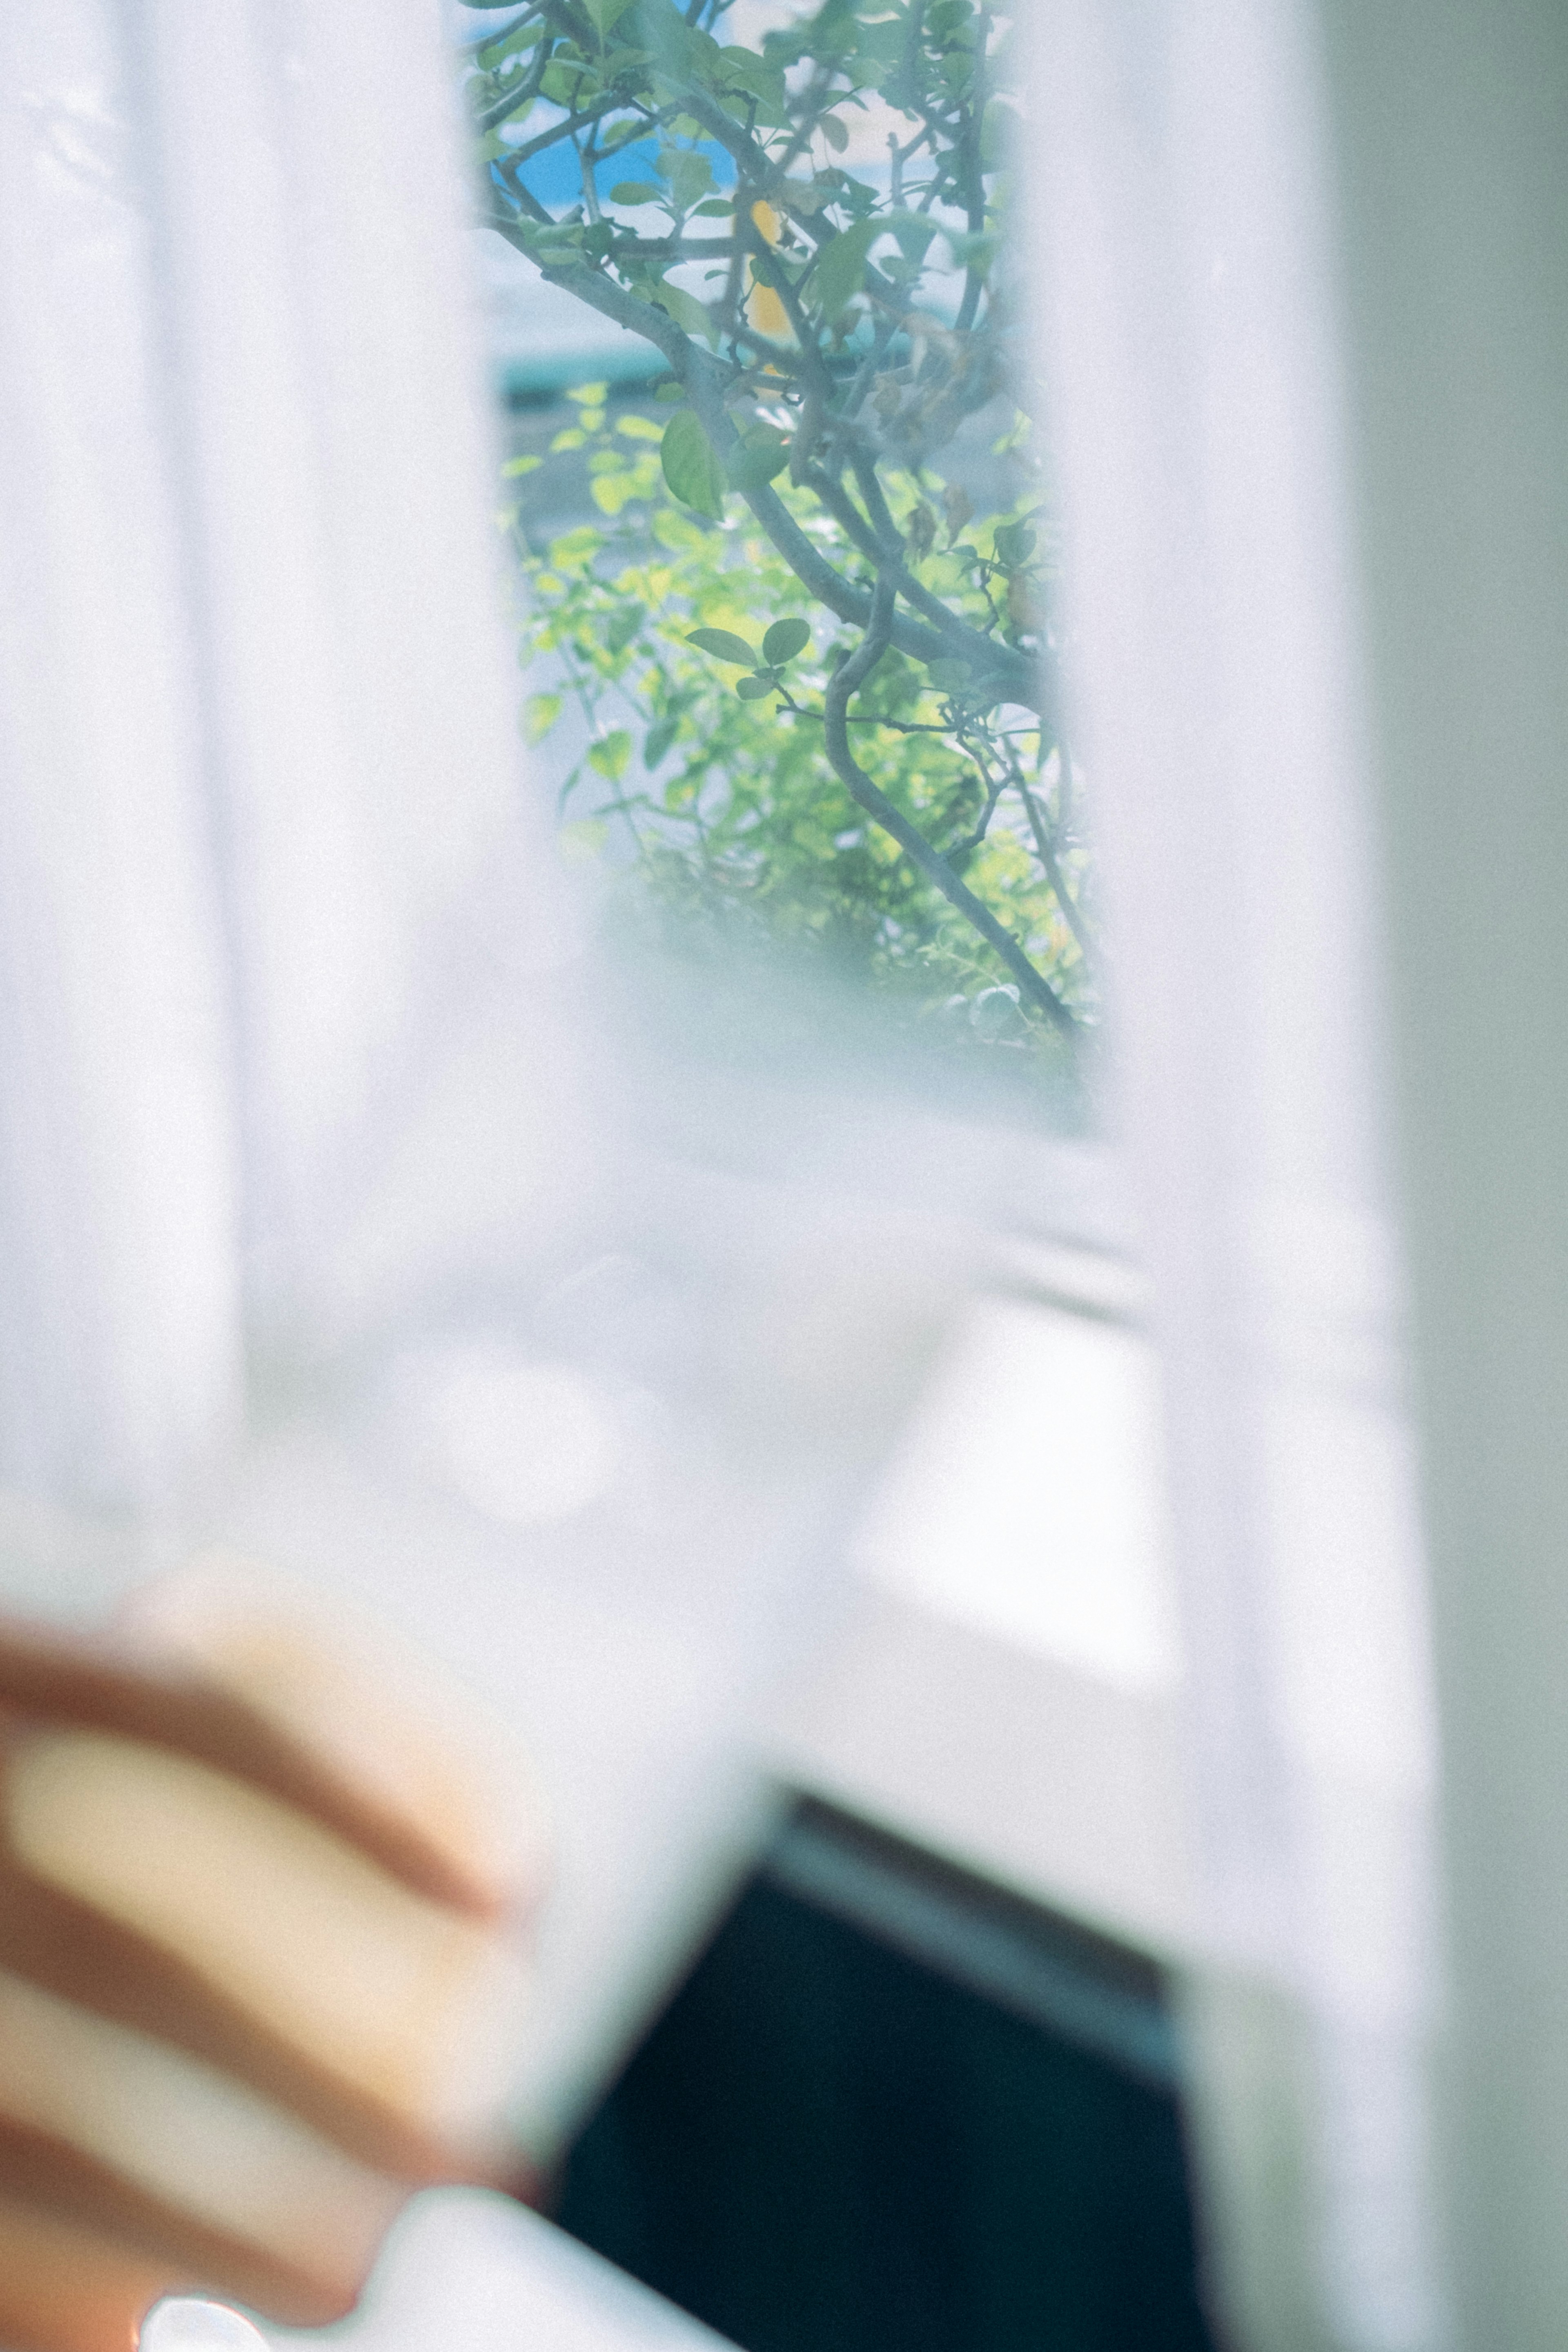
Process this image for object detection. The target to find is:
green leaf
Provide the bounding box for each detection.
[502,453,543,477]
[606,599,647,654]
[692,198,734,217]
[550,426,587,453]
[540,60,589,104]
[548,524,604,567]
[644,716,679,768]
[809,216,880,319]
[943,229,998,276]
[610,180,662,205]
[762,617,811,665]
[567,381,610,405]
[725,435,790,492]
[522,692,563,744]
[584,0,638,32]
[686,627,758,666]
[821,114,849,151]
[736,675,775,700]
[588,729,633,782]
[616,413,666,441]
[891,215,937,265]
[992,522,1038,567]
[665,148,714,211]
[654,379,686,402]
[653,280,717,347]
[661,410,727,518]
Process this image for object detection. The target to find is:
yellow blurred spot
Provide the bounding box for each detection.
[746,200,792,342]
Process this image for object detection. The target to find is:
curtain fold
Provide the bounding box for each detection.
[0,0,242,1514]
[1025,7,1443,2345]
[0,0,572,1516]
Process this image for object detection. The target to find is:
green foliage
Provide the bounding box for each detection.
[660,408,727,516]
[471,0,1096,1054]
[506,406,1091,1056]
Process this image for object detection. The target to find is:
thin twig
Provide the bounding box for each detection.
[1018,765,1096,964]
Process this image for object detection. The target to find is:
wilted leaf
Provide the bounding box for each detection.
[686,626,758,665]
[661,410,727,517]
[762,617,810,665]
[588,729,633,782]
[522,692,563,744]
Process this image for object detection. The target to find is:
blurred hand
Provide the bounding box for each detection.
[0,1559,548,2352]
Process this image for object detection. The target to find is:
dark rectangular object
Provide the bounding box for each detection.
[556,1796,1214,2352]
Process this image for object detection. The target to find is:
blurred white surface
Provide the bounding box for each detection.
[256,2190,734,2352]
[854,1297,1181,1694]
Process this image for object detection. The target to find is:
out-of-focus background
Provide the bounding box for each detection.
[4,2,1568,2348]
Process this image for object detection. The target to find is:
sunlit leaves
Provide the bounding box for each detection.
[481,0,1086,1048]
[588,729,633,782]
[522,692,563,744]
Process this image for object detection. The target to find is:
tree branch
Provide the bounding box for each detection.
[823,578,1075,1033]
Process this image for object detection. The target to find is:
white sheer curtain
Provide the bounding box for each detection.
[0,0,570,1519]
[11,2,1568,2345]
[1026,7,1443,2347]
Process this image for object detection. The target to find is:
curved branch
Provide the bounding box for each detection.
[487,211,1042,706]
[824,578,1075,1033]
